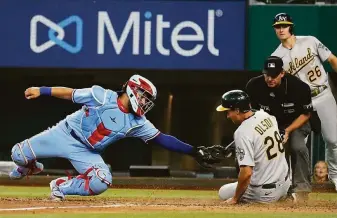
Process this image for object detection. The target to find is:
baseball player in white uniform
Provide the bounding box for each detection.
[271,13,337,190]
[216,90,290,204]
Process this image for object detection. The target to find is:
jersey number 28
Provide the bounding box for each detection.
[264,131,285,160]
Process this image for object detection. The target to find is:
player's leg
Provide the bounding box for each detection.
[288,122,311,195]
[9,140,44,179]
[218,182,238,200]
[313,90,337,187]
[49,149,112,200]
[249,178,291,204]
[10,120,76,179]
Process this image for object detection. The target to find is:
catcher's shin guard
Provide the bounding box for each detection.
[9,140,43,179]
[58,165,112,196]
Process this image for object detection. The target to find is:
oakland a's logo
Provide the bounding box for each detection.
[236,146,245,161]
[278,16,287,21]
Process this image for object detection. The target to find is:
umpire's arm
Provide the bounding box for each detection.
[284,83,312,135]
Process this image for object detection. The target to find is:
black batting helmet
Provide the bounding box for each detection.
[216,90,251,113]
[273,13,294,34]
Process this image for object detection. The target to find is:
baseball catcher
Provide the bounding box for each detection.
[9,74,218,200]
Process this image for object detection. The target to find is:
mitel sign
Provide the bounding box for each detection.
[0,1,246,69]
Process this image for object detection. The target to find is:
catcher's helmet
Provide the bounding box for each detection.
[216,90,251,113]
[126,74,157,116]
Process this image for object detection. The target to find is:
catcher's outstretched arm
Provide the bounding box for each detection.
[150,133,194,154]
[150,134,216,169]
[48,87,74,100]
[25,86,74,100]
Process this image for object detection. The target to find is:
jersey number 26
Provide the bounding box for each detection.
[264,131,285,160]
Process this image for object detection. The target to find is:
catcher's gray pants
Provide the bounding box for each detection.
[218,176,291,203]
[285,121,312,193]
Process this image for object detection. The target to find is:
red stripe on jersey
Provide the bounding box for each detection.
[88,123,112,145]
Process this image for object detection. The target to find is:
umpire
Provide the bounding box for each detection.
[246,56,313,202]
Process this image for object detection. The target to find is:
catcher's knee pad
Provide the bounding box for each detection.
[218,182,237,200]
[88,167,112,195]
[11,140,36,167]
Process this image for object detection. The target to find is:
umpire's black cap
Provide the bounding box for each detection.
[263,56,284,78]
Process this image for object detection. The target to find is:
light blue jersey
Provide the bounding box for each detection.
[66,85,159,152]
[10,84,196,198]
[10,85,160,197]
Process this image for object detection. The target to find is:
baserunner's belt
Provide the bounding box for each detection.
[251,174,289,189]
[311,85,327,97]
[262,174,289,189]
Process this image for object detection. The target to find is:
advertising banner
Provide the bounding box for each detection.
[0,0,246,70]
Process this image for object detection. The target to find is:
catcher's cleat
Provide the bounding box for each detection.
[9,162,44,180]
[49,179,66,201]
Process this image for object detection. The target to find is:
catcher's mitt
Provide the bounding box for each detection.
[194,146,218,169]
[193,143,235,169]
[208,142,236,160]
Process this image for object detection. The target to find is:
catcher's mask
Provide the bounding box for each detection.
[126,75,157,116]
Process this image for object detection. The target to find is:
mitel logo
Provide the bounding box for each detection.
[30,15,83,53]
[30,9,220,57]
[98,10,221,57]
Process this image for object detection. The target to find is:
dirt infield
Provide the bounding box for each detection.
[1,196,337,215]
[0,176,336,216]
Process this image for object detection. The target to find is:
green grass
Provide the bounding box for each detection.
[308,192,337,201]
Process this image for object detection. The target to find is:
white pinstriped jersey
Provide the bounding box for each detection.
[234,110,288,186]
[271,36,331,89]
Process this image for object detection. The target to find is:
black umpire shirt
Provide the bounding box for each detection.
[246,73,313,129]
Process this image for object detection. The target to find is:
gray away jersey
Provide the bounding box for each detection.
[271,36,331,89]
[234,110,288,186]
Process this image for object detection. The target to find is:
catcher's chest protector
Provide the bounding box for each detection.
[80,91,149,151]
